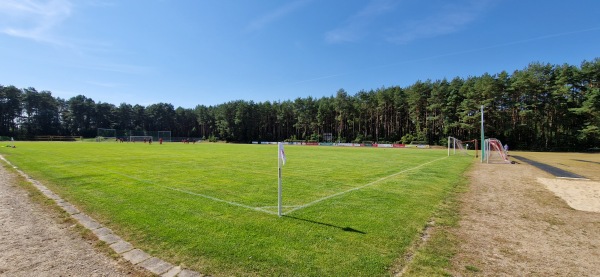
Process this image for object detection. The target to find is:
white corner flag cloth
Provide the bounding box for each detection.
[279,143,286,166]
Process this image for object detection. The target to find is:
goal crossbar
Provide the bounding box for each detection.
[97,128,116,142]
[129,135,153,142]
[448,137,478,157]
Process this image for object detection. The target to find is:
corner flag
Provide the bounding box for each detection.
[279,143,286,166]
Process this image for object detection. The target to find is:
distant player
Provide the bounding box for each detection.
[159,138,163,144]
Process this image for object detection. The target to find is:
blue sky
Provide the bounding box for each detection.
[1,0,599,108]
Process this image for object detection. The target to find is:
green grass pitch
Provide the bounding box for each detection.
[0,142,473,276]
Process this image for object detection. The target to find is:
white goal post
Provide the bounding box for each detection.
[448,136,479,156]
[157,131,172,142]
[483,138,511,163]
[97,128,116,142]
[448,137,468,156]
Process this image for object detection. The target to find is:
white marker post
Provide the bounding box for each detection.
[277,142,286,217]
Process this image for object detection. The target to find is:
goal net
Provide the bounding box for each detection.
[158,131,171,142]
[448,137,469,156]
[129,135,153,142]
[97,128,116,142]
[484,138,511,163]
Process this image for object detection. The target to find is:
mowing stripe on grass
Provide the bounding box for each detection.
[283,156,448,215]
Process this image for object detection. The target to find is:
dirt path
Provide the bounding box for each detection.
[450,160,600,276]
[0,164,136,277]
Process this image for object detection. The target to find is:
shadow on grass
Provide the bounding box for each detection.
[283,215,367,234]
[573,159,600,165]
[512,155,586,179]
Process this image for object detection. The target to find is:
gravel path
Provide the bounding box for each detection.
[0,164,135,277]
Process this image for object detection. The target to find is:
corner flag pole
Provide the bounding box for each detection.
[277,142,283,217]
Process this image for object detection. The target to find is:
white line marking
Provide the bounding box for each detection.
[283,156,449,215]
[259,205,301,208]
[103,169,277,215]
[164,187,277,215]
[6,153,449,217]
[556,177,590,181]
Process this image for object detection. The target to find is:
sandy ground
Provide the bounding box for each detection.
[0,165,137,277]
[538,178,600,213]
[450,159,600,276]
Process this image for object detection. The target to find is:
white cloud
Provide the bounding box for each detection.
[386,1,494,44]
[355,0,397,18]
[85,0,116,8]
[1,1,154,76]
[77,62,156,75]
[325,0,398,44]
[325,0,494,45]
[0,0,72,45]
[246,0,312,32]
[87,81,123,88]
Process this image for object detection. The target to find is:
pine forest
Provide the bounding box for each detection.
[1,59,599,151]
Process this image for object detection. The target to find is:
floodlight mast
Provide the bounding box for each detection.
[480,105,485,163]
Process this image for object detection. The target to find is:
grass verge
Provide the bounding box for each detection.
[398,158,472,276]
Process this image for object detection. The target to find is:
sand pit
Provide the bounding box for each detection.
[537,177,600,213]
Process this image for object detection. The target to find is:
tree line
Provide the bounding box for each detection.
[1,58,599,150]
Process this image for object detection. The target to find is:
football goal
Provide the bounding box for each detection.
[158,131,172,142]
[96,128,116,142]
[448,137,478,156]
[129,135,153,142]
[483,138,511,163]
